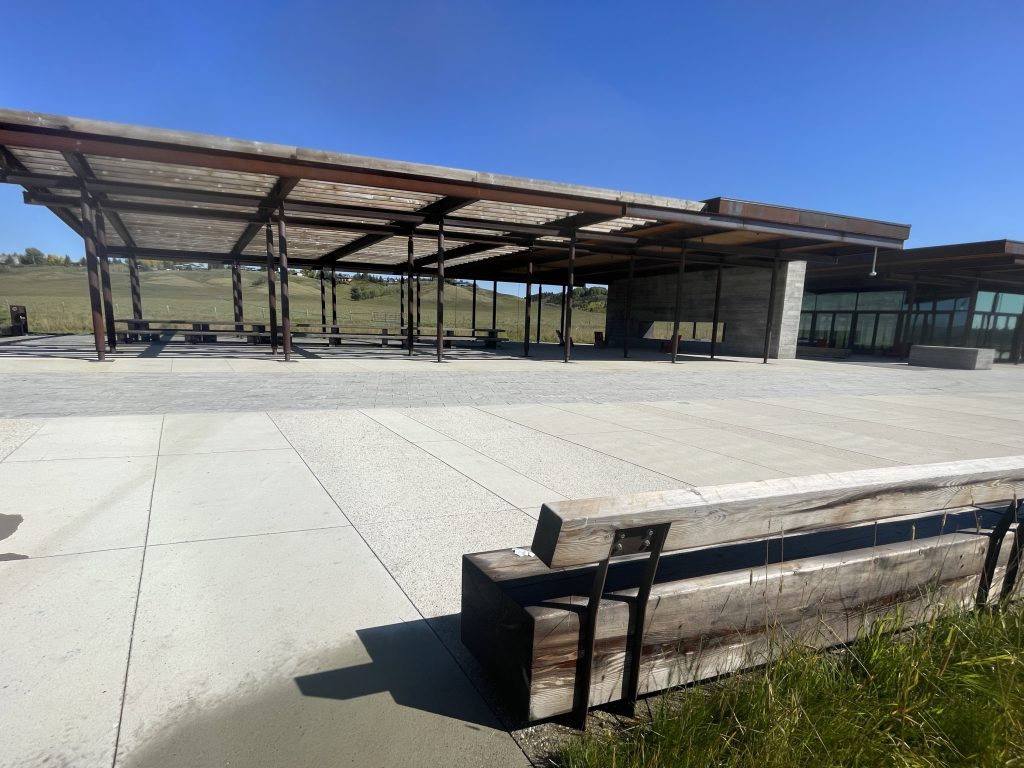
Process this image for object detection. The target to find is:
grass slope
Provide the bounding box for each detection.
[0,265,605,342]
[556,603,1024,768]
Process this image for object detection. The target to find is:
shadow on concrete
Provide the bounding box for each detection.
[294,619,502,729]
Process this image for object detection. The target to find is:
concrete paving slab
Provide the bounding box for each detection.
[753,421,975,464]
[160,412,290,455]
[552,401,714,430]
[0,418,41,461]
[564,430,784,485]
[299,440,514,525]
[6,414,164,461]
[272,409,407,449]
[402,406,538,443]
[118,527,524,768]
[169,359,235,373]
[359,507,537,619]
[478,404,628,436]
[648,426,887,474]
[644,399,840,428]
[0,548,142,768]
[418,439,565,508]
[465,432,687,498]
[0,456,156,557]
[362,408,449,442]
[149,449,346,544]
[824,419,1015,459]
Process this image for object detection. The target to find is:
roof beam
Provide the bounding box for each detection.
[61,152,137,248]
[229,176,299,256]
[0,147,84,236]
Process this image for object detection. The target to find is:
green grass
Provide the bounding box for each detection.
[556,603,1024,768]
[0,264,606,342]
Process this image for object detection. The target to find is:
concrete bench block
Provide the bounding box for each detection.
[909,345,994,370]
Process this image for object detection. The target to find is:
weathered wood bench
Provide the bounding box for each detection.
[461,458,1024,726]
[115,318,269,344]
[909,345,995,370]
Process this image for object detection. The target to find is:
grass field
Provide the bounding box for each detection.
[0,265,606,343]
[556,602,1024,768]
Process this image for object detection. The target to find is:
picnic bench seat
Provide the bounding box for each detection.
[461,457,1024,726]
[114,318,269,344]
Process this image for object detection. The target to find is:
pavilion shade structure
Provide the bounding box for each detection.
[0,109,911,288]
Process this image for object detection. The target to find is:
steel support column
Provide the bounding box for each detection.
[471,280,477,331]
[416,275,421,333]
[80,192,106,361]
[491,279,498,331]
[761,258,779,364]
[407,236,415,355]
[436,220,445,362]
[563,234,576,363]
[670,251,687,363]
[709,264,723,360]
[331,268,338,325]
[129,256,143,320]
[265,223,279,354]
[399,274,405,337]
[623,253,635,358]
[278,205,292,361]
[232,261,244,333]
[560,285,566,340]
[536,284,543,344]
[96,209,117,352]
[320,269,327,333]
[524,257,533,357]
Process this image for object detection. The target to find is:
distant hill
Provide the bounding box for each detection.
[0,264,606,342]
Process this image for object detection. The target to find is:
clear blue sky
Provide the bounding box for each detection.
[2,0,1022,262]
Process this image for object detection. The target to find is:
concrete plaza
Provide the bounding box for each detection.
[2,336,1023,767]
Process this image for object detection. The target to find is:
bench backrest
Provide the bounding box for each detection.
[530,456,1024,568]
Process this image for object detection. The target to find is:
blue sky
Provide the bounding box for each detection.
[2,0,1023,262]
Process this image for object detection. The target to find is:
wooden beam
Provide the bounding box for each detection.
[531,456,1024,568]
[230,176,299,256]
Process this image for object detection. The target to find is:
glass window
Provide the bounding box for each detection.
[816,293,857,311]
[995,292,1024,315]
[936,298,956,311]
[802,294,817,311]
[856,291,904,310]
[798,313,813,343]
[916,300,934,311]
[955,297,970,311]
[975,291,996,312]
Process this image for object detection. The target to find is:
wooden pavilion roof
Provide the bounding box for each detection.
[0,109,911,283]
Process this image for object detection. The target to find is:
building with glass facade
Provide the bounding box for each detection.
[801,240,1024,362]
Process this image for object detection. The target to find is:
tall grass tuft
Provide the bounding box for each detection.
[555,603,1024,768]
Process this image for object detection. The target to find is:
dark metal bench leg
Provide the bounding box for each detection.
[571,522,671,729]
[977,498,1021,606]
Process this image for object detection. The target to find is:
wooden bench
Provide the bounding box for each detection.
[461,457,1024,726]
[115,319,269,344]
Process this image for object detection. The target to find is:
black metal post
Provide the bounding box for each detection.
[536,284,543,344]
[762,259,779,364]
[320,269,327,334]
[232,261,244,333]
[96,209,117,352]
[277,206,292,361]
[331,268,338,326]
[265,223,279,354]
[406,237,415,354]
[416,275,421,334]
[491,279,498,332]
[129,256,143,320]
[710,263,723,360]
[399,274,405,338]
[1014,307,1024,365]
[471,280,477,331]
[564,233,576,363]
[437,220,445,363]
[80,192,106,362]
[560,285,566,341]
[624,253,635,358]
[897,278,917,358]
[670,251,686,363]
[524,257,533,357]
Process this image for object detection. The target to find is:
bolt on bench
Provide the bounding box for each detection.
[461,457,1024,726]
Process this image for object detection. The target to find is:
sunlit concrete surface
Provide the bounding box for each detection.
[2,337,1024,766]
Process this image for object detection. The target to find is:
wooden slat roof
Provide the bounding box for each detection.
[0,109,912,282]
